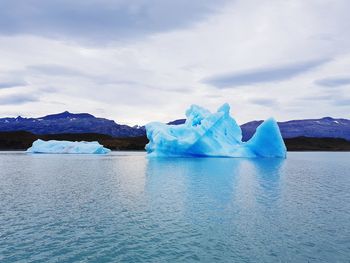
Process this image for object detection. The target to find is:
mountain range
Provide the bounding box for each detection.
[241,117,350,141]
[0,111,349,140]
[0,111,145,137]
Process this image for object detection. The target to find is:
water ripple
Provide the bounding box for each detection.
[0,152,349,262]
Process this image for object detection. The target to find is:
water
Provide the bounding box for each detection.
[0,152,349,262]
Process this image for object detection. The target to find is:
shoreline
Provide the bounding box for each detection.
[1,131,350,152]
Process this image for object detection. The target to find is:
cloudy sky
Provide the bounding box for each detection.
[0,0,349,125]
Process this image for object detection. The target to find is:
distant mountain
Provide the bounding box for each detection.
[241,117,350,141]
[41,111,95,120]
[0,111,145,137]
[1,112,349,140]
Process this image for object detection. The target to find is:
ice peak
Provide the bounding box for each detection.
[217,103,230,114]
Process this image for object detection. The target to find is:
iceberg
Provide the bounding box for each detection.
[26,139,111,154]
[145,103,286,158]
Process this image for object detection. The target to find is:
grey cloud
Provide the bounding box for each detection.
[0,0,227,43]
[0,94,39,105]
[46,100,66,106]
[249,98,277,107]
[26,64,191,93]
[203,58,331,88]
[0,81,27,89]
[299,94,332,101]
[38,86,59,93]
[333,98,350,106]
[314,77,350,87]
[27,64,86,77]
[298,93,349,107]
[27,64,142,84]
[27,64,100,81]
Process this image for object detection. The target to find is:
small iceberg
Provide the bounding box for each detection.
[145,103,286,158]
[26,139,111,154]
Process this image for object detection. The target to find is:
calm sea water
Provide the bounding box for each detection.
[0,152,349,262]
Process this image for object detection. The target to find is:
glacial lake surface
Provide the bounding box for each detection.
[0,152,349,262]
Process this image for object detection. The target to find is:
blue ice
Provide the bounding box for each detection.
[26,139,111,154]
[145,103,286,158]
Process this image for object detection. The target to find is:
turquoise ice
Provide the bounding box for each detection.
[146,103,286,158]
[26,139,111,154]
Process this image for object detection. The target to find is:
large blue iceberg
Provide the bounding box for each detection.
[26,139,111,154]
[145,103,286,158]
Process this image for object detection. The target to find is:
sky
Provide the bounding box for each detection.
[0,0,349,125]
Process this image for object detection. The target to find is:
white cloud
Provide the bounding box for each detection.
[0,0,349,125]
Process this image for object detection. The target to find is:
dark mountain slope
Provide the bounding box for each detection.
[0,131,147,151]
[0,111,145,137]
